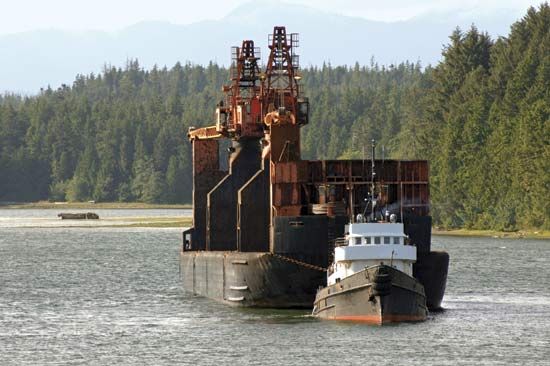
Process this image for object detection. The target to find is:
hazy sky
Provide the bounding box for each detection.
[0,0,542,35]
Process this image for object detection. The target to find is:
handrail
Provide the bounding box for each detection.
[334,237,348,247]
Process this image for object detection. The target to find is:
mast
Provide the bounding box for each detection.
[371,139,376,222]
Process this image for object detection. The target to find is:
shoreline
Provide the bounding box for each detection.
[432,228,550,240]
[0,201,191,209]
[1,202,547,238]
[0,216,192,229]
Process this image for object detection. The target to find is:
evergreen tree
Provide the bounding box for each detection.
[0,4,548,230]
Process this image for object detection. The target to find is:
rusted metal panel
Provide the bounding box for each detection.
[193,139,221,175]
[289,159,430,220]
[402,184,430,205]
[274,205,302,217]
[350,160,370,179]
[377,160,399,182]
[308,161,323,182]
[304,160,427,184]
[400,161,429,182]
[272,161,308,183]
[273,183,301,206]
[325,160,349,180]
[269,124,301,162]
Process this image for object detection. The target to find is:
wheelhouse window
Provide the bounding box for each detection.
[384,237,391,244]
[354,237,361,245]
[393,237,401,244]
[365,237,371,244]
[374,237,381,244]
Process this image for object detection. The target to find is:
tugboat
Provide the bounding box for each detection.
[312,142,428,324]
[312,219,428,324]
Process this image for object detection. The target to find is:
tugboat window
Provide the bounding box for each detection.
[365,237,371,244]
[374,237,381,244]
[384,237,391,244]
[393,237,401,244]
[355,237,361,245]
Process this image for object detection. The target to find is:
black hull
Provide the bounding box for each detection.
[312,265,428,324]
[414,251,449,310]
[180,251,325,308]
[180,250,447,311]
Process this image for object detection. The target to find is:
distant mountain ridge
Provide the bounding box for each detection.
[0,1,522,93]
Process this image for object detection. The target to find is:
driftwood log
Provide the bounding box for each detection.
[57,212,99,220]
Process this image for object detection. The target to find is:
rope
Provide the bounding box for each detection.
[271,253,327,272]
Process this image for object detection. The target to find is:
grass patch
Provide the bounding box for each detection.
[121,219,192,228]
[105,217,192,228]
[433,228,550,239]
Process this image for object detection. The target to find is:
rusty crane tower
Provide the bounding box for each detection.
[186,26,311,253]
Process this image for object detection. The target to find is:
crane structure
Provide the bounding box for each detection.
[188,26,308,146]
[187,39,264,140]
[185,25,429,256]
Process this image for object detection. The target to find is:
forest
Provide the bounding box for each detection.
[0,4,548,230]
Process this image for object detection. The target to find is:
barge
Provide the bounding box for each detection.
[180,26,448,310]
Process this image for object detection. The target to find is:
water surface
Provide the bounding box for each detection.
[0,211,548,365]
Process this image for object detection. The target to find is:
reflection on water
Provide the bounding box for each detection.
[0,214,549,365]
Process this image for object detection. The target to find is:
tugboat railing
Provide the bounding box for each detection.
[334,238,348,247]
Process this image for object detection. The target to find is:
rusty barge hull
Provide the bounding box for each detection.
[179,250,448,310]
[180,251,325,308]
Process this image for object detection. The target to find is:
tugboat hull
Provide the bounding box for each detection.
[313,265,427,324]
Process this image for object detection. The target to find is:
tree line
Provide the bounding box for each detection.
[0,4,548,230]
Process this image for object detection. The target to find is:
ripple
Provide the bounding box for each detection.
[0,221,549,365]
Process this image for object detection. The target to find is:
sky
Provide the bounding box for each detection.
[0,0,543,35]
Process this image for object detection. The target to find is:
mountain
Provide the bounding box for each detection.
[0,1,522,93]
